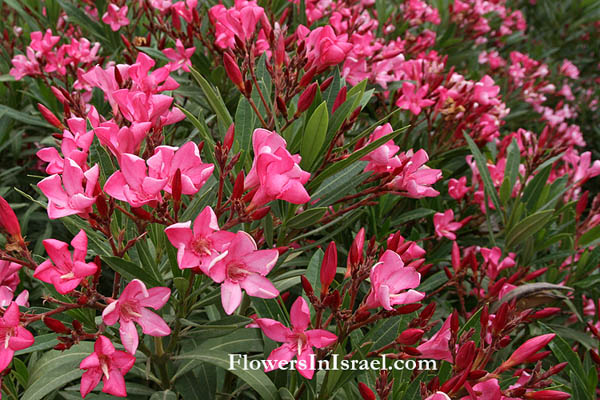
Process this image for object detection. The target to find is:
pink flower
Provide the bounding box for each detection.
[102,4,129,31]
[416,317,452,362]
[207,231,279,314]
[102,279,171,354]
[34,230,98,294]
[37,160,99,219]
[209,0,267,49]
[163,39,195,72]
[0,261,21,291]
[300,26,353,69]
[396,83,434,115]
[94,121,152,158]
[448,177,469,200]
[112,90,183,127]
[461,379,503,400]
[0,287,29,308]
[103,153,167,207]
[165,206,236,273]
[388,149,442,198]
[149,143,214,195]
[365,250,424,310]
[0,302,34,372]
[29,29,60,54]
[79,336,136,398]
[426,393,451,400]
[559,59,579,79]
[9,48,40,80]
[473,75,500,106]
[433,209,465,240]
[361,123,403,173]
[480,247,516,280]
[244,129,311,208]
[255,297,337,379]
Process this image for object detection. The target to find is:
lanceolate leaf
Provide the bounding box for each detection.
[174,351,279,400]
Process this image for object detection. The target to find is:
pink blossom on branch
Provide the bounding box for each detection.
[244,129,311,208]
[79,335,136,398]
[255,297,337,379]
[433,209,469,240]
[102,279,171,355]
[388,149,442,198]
[396,82,435,115]
[37,160,99,219]
[416,316,452,362]
[102,4,130,31]
[207,231,279,315]
[165,206,236,273]
[365,250,425,310]
[163,39,195,72]
[33,230,98,294]
[0,302,34,372]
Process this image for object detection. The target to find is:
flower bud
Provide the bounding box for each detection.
[131,207,153,221]
[576,190,589,219]
[396,328,424,345]
[403,347,421,356]
[498,333,555,372]
[332,86,347,114]
[358,382,375,400]
[395,303,422,314]
[0,195,22,238]
[455,340,476,371]
[467,369,487,379]
[51,86,67,104]
[37,103,64,130]
[524,390,571,400]
[232,170,245,199]
[224,123,235,151]
[250,206,270,221]
[172,169,182,203]
[223,53,244,90]
[301,276,314,297]
[346,228,365,277]
[320,241,337,296]
[299,66,317,87]
[297,82,318,114]
[320,76,334,92]
[43,317,70,334]
[451,241,461,272]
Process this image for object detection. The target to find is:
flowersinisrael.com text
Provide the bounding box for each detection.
[228,353,438,372]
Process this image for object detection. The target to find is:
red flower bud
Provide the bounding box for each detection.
[232,170,245,199]
[0,195,22,238]
[223,53,244,90]
[275,34,286,67]
[358,382,376,400]
[346,228,365,277]
[172,168,182,204]
[590,350,600,366]
[250,206,271,221]
[320,76,334,92]
[419,302,436,324]
[576,190,589,219]
[131,207,153,221]
[224,123,235,151]
[451,241,461,272]
[451,311,459,335]
[403,347,421,356]
[524,267,548,281]
[530,307,561,319]
[396,328,424,345]
[524,390,571,400]
[43,317,70,334]
[51,86,67,104]
[301,276,314,297]
[37,103,64,130]
[320,241,337,296]
[297,82,318,114]
[455,340,476,371]
[276,95,288,117]
[395,303,423,314]
[299,66,317,87]
[467,369,487,379]
[332,86,347,114]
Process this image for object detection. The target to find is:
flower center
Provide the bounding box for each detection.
[98,354,111,379]
[226,262,249,283]
[191,237,212,256]
[120,301,142,321]
[0,327,15,349]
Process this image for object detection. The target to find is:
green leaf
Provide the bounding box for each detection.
[234,97,257,167]
[0,105,52,128]
[392,208,436,225]
[521,165,551,210]
[150,390,178,400]
[579,225,600,248]
[463,134,503,216]
[101,256,163,287]
[189,67,233,134]
[287,207,328,229]
[23,342,94,400]
[506,209,554,250]
[174,351,279,400]
[301,101,329,170]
